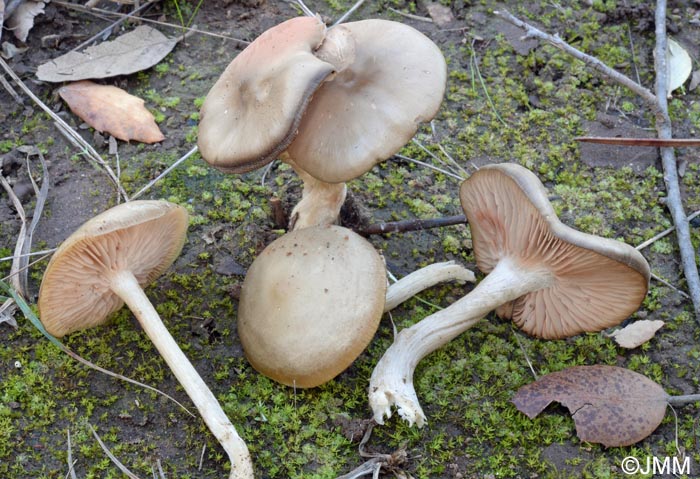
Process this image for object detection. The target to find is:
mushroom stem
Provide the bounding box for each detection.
[384,261,476,313]
[369,257,553,427]
[109,269,253,479]
[286,158,347,230]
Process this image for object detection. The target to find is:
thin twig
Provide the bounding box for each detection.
[495,8,700,322]
[70,1,158,53]
[333,0,366,26]
[652,0,700,322]
[0,72,22,104]
[358,214,466,236]
[53,1,249,45]
[387,7,432,23]
[650,272,690,299]
[0,174,28,296]
[66,429,78,479]
[131,146,198,200]
[576,136,700,147]
[0,58,129,201]
[393,154,464,181]
[636,210,700,251]
[89,423,143,479]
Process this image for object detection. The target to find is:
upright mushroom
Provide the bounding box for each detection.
[238,224,474,388]
[38,200,253,479]
[198,16,446,230]
[369,163,651,427]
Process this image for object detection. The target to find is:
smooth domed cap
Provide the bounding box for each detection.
[198,16,335,173]
[459,164,650,339]
[238,224,387,388]
[38,200,189,338]
[287,19,447,183]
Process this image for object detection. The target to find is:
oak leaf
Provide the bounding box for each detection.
[512,365,669,447]
[59,81,164,144]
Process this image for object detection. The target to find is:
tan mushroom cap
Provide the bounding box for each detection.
[238,224,387,388]
[38,200,188,338]
[460,164,650,339]
[287,19,447,184]
[198,16,334,173]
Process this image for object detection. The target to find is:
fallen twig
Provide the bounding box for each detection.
[358,214,466,236]
[576,136,700,147]
[495,8,700,323]
[89,423,143,479]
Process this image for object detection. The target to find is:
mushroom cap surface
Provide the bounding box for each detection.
[459,163,650,339]
[238,224,387,388]
[287,19,447,183]
[198,16,334,173]
[38,200,189,338]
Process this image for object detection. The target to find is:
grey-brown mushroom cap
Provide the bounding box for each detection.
[197,16,335,174]
[459,163,651,339]
[286,19,447,184]
[238,224,387,388]
[38,200,189,338]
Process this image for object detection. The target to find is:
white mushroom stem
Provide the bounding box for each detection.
[384,261,476,312]
[283,155,347,230]
[369,257,553,428]
[109,269,254,479]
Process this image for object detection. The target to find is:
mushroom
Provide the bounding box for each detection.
[37,200,253,479]
[368,163,651,427]
[237,224,474,388]
[198,16,446,230]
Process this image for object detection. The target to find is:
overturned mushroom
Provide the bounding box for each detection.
[38,200,253,479]
[369,163,651,427]
[238,225,474,388]
[198,16,446,230]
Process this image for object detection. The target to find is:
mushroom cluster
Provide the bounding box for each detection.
[198,15,447,229]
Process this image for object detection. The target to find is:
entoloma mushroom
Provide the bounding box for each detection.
[237,225,474,388]
[198,16,446,230]
[38,200,253,479]
[369,163,651,427]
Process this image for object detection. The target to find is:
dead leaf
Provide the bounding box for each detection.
[667,38,692,96]
[36,25,178,82]
[59,81,165,144]
[425,3,454,27]
[6,0,45,43]
[512,365,669,447]
[609,320,665,349]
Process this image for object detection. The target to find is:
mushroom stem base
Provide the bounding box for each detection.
[369,257,552,427]
[110,269,254,479]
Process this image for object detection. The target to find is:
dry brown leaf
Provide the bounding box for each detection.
[59,81,164,144]
[512,365,669,447]
[609,319,665,349]
[6,0,45,43]
[37,25,177,82]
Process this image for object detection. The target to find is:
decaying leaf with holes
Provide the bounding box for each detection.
[512,365,669,447]
[58,81,164,144]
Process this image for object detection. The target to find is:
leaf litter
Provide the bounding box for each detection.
[36,25,178,82]
[58,80,165,144]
